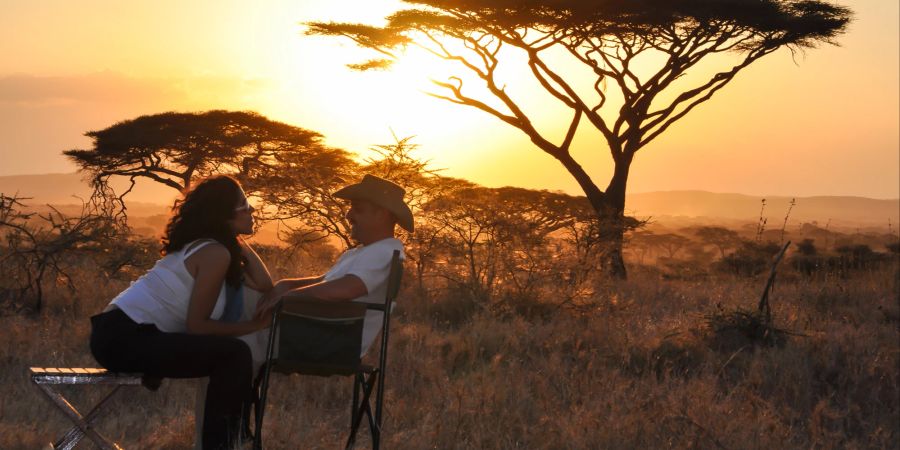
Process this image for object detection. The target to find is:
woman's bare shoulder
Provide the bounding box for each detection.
[184,242,231,273]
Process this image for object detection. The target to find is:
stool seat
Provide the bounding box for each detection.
[31,367,142,385]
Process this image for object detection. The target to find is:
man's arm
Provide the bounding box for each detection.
[283,275,367,302]
[277,275,325,292]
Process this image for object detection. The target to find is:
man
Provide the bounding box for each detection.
[257,174,413,354]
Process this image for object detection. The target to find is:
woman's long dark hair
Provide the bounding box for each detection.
[161,175,246,287]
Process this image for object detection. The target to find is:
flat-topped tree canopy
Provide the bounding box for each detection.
[65,110,330,191]
[65,110,358,241]
[395,0,849,30]
[307,0,850,279]
[308,0,850,154]
[312,0,850,55]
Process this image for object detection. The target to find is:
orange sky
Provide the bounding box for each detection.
[1,0,897,199]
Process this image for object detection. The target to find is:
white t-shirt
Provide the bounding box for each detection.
[109,239,227,333]
[323,237,404,355]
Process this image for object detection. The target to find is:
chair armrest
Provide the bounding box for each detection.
[281,298,367,319]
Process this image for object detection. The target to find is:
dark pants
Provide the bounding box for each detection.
[90,308,252,450]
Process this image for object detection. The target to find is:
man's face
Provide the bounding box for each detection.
[346,199,387,243]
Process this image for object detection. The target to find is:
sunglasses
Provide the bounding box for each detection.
[234,197,255,213]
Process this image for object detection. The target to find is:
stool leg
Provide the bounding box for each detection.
[34,382,122,450]
[56,385,125,449]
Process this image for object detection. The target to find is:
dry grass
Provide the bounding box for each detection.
[1,262,897,449]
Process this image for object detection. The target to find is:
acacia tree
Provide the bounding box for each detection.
[361,137,475,293]
[246,140,359,247]
[693,225,741,259]
[423,185,587,301]
[307,0,850,278]
[64,110,345,208]
[65,110,362,246]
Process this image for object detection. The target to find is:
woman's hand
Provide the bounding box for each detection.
[255,279,290,315]
[251,306,274,330]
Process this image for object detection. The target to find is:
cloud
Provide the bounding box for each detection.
[0,72,172,105]
[0,71,274,107]
[0,71,277,176]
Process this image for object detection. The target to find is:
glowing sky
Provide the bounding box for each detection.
[1,0,897,198]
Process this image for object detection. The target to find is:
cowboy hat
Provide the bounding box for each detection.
[334,174,414,232]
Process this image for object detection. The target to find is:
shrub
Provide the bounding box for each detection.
[716,240,781,277]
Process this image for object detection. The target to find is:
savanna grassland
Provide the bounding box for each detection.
[1,236,898,449]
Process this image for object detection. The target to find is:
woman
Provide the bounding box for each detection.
[90,175,273,450]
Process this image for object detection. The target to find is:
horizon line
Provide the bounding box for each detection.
[2,171,898,202]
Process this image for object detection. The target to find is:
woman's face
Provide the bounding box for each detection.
[228,190,255,235]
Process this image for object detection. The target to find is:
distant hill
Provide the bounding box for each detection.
[626,190,899,228]
[0,172,177,208]
[2,173,897,229]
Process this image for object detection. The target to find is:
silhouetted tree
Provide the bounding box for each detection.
[718,239,781,276]
[307,0,851,278]
[834,243,877,270]
[887,242,900,255]
[625,229,655,265]
[694,226,741,259]
[490,187,587,298]
[361,136,474,290]
[425,187,505,300]
[791,238,822,275]
[64,110,350,212]
[652,232,692,259]
[424,185,596,303]
[0,194,124,312]
[248,140,359,248]
[796,238,817,256]
[64,110,366,246]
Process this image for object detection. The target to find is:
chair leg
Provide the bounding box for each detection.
[358,392,378,450]
[34,382,123,450]
[345,372,378,450]
[351,375,360,430]
[365,398,379,450]
[246,371,261,449]
[346,374,362,450]
[253,363,273,450]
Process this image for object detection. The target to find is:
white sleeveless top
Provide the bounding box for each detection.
[108,239,227,333]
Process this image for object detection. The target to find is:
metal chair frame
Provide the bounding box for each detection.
[253,250,402,450]
[29,367,142,450]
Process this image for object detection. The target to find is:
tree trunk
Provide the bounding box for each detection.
[597,209,627,279]
[553,149,632,279]
[599,152,634,280]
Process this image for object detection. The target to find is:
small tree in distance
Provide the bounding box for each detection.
[307,0,851,278]
[693,226,741,259]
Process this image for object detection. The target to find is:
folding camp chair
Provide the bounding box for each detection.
[253,250,402,450]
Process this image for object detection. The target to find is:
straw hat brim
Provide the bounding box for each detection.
[334,183,415,233]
